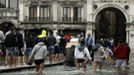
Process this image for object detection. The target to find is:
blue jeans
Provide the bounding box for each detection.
[25,47,32,56]
[48,45,55,55]
[6,47,16,56]
[116,59,127,68]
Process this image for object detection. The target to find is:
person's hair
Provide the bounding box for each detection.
[37,38,45,43]
[118,39,124,43]
[10,26,15,31]
[79,39,85,46]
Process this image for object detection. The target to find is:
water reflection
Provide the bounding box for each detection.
[1,66,132,75]
[115,71,129,75]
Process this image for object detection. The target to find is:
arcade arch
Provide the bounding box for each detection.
[93,5,128,46]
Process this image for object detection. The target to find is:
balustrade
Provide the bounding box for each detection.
[0,8,19,20]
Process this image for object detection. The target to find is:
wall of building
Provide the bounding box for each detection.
[18,0,134,51]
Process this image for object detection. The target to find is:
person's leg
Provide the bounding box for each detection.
[38,63,44,74]
[121,59,127,70]
[93,62,98,72]
[98,62,102,71]
[35,64,40,73]
[116,59,121,70]
[75,59,80,70]
[5,49,8,66]
[7,48,13,67]
[51,46,55,62]
[82,61,87,73]
[48,46,52,63]
[12,48,17,67]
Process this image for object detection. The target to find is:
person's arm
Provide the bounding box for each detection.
[44,46,48,58]
[74,47,77,59]
[85,47,92,60]
[29,45,36,59]
[1,31,5,41]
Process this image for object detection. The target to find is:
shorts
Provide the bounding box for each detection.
[25,47,32,56]
[34,59,44,65]
[54,45,60,54]
[59,46,65,54]
[48,45,55,55]
[6,47,16,56]
[116,59,127,68]
[17,47,23,56]
[76,58,85,63]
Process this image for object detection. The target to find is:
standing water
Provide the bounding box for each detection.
[1,64,133,75]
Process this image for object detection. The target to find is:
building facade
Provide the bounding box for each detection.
[1,0,134,51]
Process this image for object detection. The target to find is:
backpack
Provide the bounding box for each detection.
[5,32,18,47]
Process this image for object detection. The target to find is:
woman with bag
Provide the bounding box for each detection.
[28,35,47,75]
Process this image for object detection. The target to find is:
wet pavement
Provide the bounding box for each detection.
[0,52,134,75]
[0,64,133,75]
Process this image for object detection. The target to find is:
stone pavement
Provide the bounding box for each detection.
[0,60,63,73]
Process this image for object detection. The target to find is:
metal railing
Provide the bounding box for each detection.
[62,17,82,22]
[0,8,19,20]
[24,17,52,22]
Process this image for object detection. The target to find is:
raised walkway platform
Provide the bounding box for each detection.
[0,61,63,73]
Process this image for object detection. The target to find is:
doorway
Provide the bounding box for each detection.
[95,7,126,46]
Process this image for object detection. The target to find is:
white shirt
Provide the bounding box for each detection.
[74,46,92,60]
[30,42,47,60]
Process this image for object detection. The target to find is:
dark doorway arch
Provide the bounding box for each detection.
[95,7,126,46]
[0,22,15,34]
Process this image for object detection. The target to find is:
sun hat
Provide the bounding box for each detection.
[38,30,47,38]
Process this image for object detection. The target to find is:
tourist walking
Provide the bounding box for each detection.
[74,38,92,73]
[29,36,47,74]
[114,39,130,70]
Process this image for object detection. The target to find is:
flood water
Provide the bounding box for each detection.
[1,64,134,75]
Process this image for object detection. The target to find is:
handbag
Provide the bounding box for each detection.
[26,59,33,65]
[26,45,43,65]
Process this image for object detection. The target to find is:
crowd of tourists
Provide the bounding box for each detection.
[0,27,131,74]
[64,33,131,73]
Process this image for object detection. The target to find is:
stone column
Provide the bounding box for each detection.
[126,23,134,52]
[52,1,57,21]
[37,6,39,21]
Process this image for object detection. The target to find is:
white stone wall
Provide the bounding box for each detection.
[52,2,58,21]
[19,0,24,21]
[129,30,134,52]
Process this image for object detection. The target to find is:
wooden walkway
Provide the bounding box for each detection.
[0,61,63,73]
